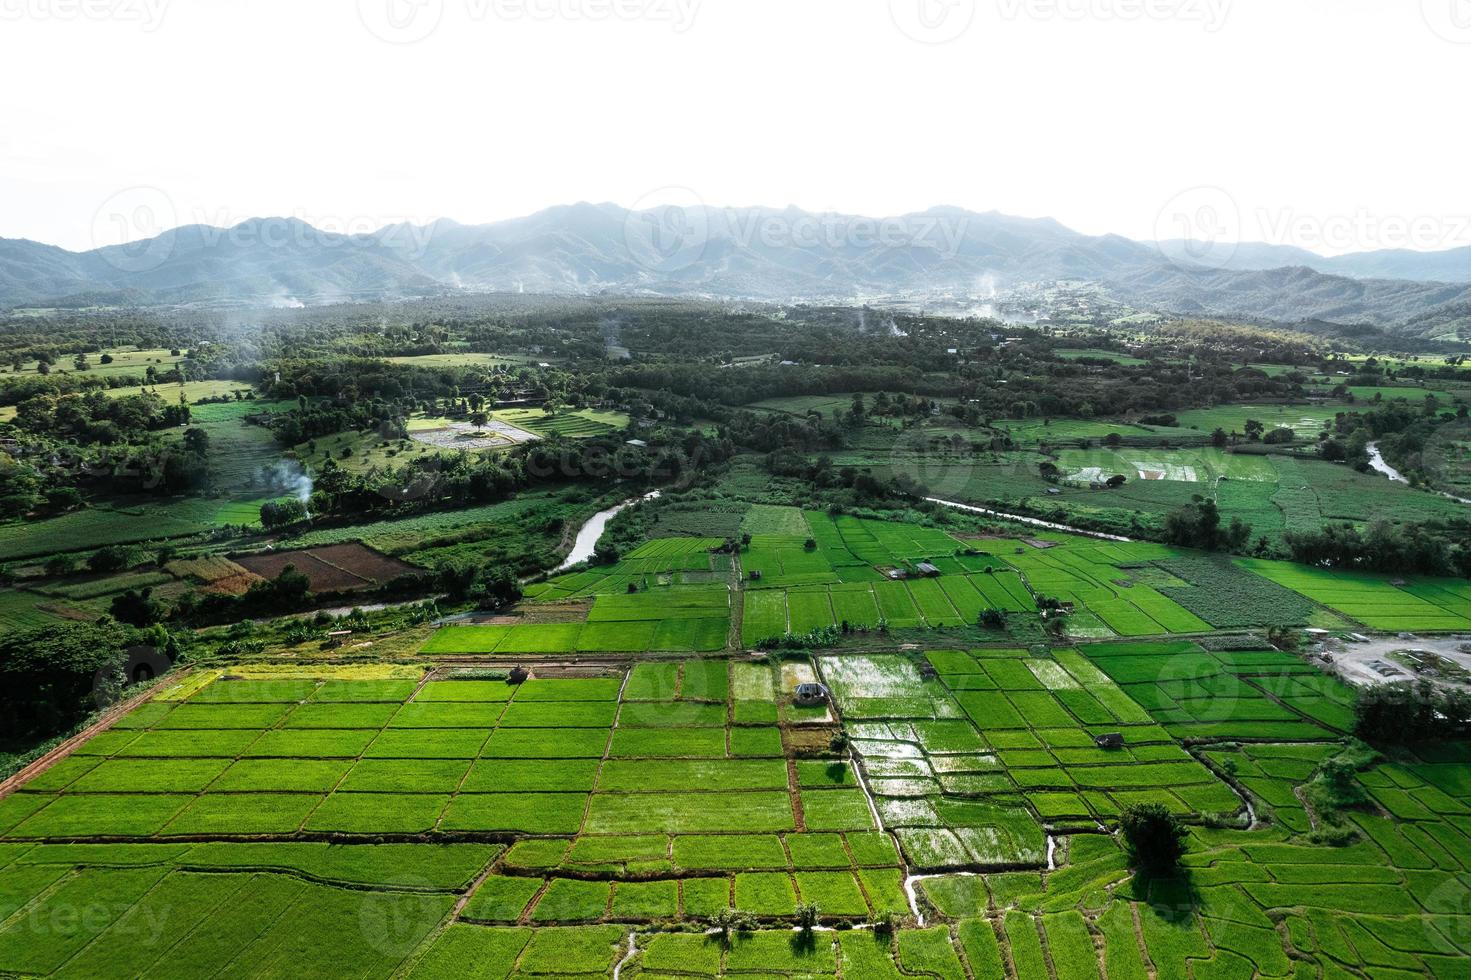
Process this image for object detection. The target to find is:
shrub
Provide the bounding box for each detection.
[87,545,131,573]
[795,902,820,931]
[1355,681,1469,743]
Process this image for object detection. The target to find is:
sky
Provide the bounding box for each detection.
[1,0,1467,255]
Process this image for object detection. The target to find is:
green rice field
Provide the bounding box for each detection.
[1,619,1469,980]
[491,407,628,438]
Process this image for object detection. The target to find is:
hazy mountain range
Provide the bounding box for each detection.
[3,204,1470,338]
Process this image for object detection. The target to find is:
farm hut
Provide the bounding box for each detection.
[508,667,529,684]
[794,683,829,706]
[915,562,941,577]
[1094,732,1125,749]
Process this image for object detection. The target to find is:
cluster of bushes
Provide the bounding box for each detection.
[1355,680,1471,743]
[1162,496,1252,552]
[1285,519,1471,578]
[0,622,167,747]
[761,625,844,650]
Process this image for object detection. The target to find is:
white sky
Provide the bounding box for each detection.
[1,0,1467,254]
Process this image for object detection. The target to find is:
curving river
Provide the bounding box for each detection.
[1366,442,1471,504]
[925,497,1133,542]
[554,490,662,572]
[1365,442,1408,484]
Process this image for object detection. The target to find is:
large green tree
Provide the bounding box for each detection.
[0,622,144,743]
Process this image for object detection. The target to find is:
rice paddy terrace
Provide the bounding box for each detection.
[2,509,1470,977]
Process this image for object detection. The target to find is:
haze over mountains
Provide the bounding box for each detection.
[3,204,1469,338]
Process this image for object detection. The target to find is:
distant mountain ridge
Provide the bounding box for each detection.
[4,204,1471,337]
[1155,239,1471,282]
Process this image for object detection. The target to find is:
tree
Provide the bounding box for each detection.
[1162,497,1250,552]
[44,555,77,577]
[469,411,489,431]
[1354,680,1467,743]
[88,545,130,573]
[1044,610,1070,637]
[242,564,312,611]
[182,427,210,455]
[0,622,143,742]
[709,908,756,947]
[111,587,161,627]
[1119,802,1188,875]
[261,498,308,528]
[795,902,820,931]
[477,566,523,610]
